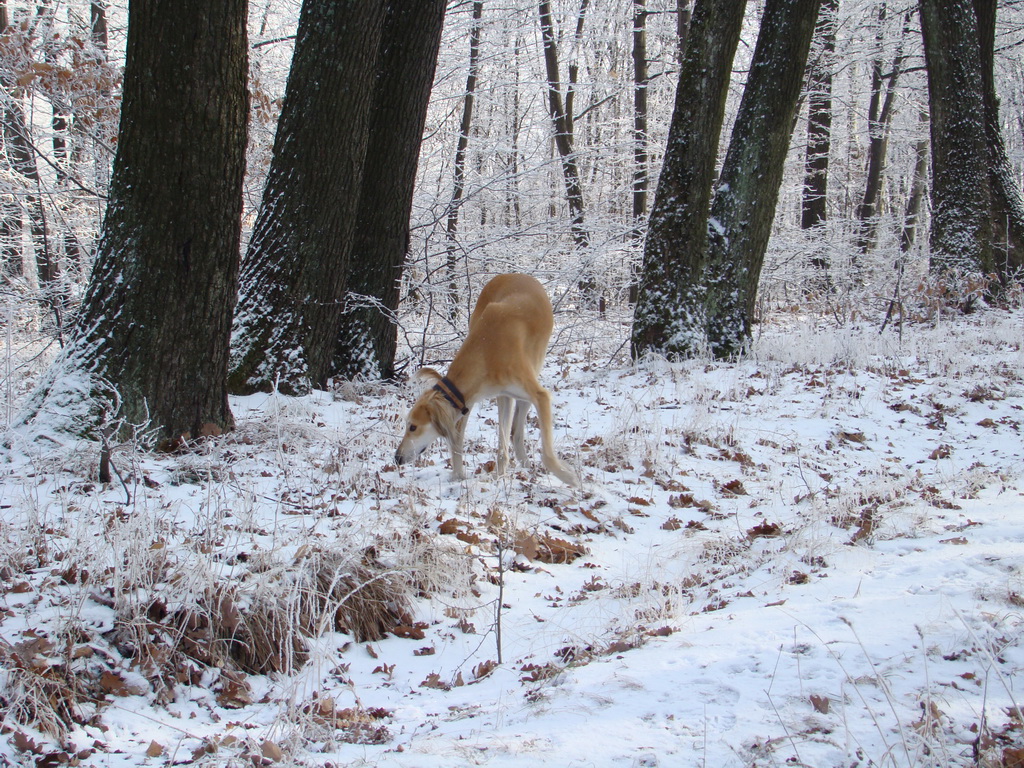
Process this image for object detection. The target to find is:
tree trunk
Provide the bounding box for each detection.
[919,0,994,277]
[630,0,747,358]
[801,0,837,235]
[230,0,387,395]
[855,7,909,254]
[539,0,589,251]
[676,0,692,67]
[703,0,822,356]
[91,1,108,51]
[444,0,483,319]
[331,0,446,381]
[899,112,929,255]
[632,0,649,225]
[29,0,249,440]
[974,0,1024,277]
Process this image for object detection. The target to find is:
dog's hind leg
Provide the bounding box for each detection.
[496,396,513,475]
[511,400,529,465]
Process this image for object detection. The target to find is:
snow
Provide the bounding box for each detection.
[2,309,1024,766]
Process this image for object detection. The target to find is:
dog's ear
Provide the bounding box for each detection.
[414,367,443,384]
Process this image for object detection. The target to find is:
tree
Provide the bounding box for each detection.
[443,0,484,318]
[538,0,590,252]
[22,0,248,440]
[331,0,447,381]
[855,6,910,254]
[974,0,1024,278]
[801,0,838,234]
[632,0,649,226]
[229,0,388,395]
[702,0,822,355]
[919,0,995,277]
[630,0,747,358]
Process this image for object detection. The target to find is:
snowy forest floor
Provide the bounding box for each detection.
[2,306,1024,767]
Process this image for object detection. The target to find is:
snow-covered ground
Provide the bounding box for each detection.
[2,309,1024,767]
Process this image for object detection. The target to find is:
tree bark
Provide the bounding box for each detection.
[444,0,483,318]
[30,0,249,440]
[855,7,909,254]
[331,0,446,381]
[703,0,823,356]
[630,0,747,358]
[974,0,1024,277]
[801,0,837,234]
[919,0,994,276]
[899,112,929,255]
[539,0,589,251]
[230,0,387,395]
[632,0,649,225]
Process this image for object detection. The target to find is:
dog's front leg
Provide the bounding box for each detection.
[449,413,470,480]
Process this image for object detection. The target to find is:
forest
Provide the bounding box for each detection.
[1,1,1024,766]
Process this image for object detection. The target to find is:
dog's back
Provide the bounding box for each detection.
[464,273,553,378]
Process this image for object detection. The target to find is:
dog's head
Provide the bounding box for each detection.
[394,369,461,466]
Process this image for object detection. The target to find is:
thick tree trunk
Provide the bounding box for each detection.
[630,0,747,358]
[801,0,837,235]
[703,0,822,356]
[919,0,994,276]
[230,0,387,395]
[33,0,249,440]
[974,0,1024,277]
[331,0,446,381]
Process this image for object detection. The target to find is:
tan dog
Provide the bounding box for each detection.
[395,274,579,487]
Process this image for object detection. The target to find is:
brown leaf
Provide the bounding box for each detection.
[100,671,130,697]
[747,521,783,539]
[668,493,697,508]
[392,623,427,640]
[514,531,539,561]
[146,742,164,758]
[261,740,284,763]
[720,479,748,496]
[810,694,830,714]
[12,730,42,754]
[929,444,952,460]
[215,669,253,709]
[473,660,498,680]
[420,672,449,690]
[535,535,587,564]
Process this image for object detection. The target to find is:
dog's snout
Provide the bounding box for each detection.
[394,450,406,466]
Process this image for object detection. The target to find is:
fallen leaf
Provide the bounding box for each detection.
[747,521,783,539]
[261,740,284,762]
[721,479,748,496]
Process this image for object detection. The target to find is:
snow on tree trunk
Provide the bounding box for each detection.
[331,0,446,382]
[229,0,387,396]
[801,0,837,236]
[919,0,994,277]
[703,0,823,357]
[630,0,747,359]
[20,0,248,442]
